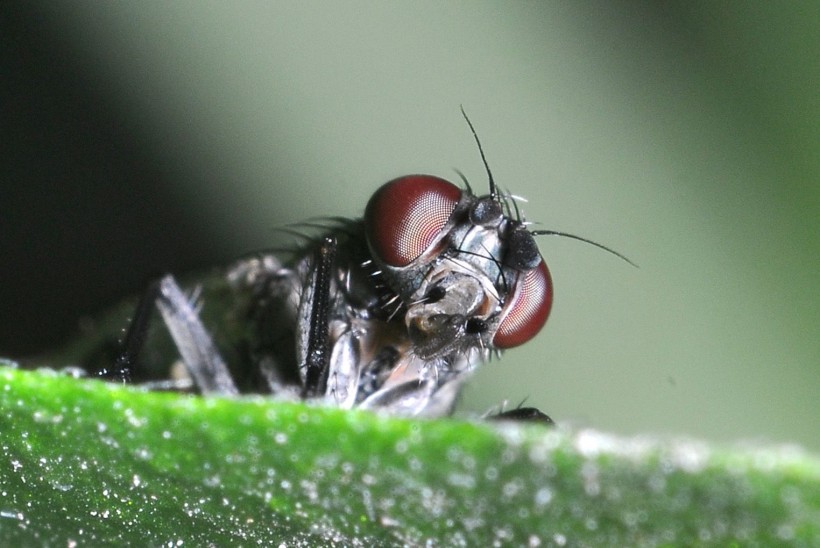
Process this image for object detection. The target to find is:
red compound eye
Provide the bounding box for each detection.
[365,175,462,267]
[493,260,553,349]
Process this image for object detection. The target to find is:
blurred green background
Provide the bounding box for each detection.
[2,2,817,450]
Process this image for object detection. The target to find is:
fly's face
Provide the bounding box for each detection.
[364,175,553,362]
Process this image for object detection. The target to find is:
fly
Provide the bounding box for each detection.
[94,109,633,419]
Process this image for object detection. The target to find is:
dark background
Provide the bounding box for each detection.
[1,3,237,354]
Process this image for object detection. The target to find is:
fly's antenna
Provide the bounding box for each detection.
[460,106,498,200]
[531,230,638,267]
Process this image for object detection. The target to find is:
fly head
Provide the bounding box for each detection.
[363,175,553,360]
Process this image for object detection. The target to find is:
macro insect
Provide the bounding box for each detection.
[93,110,631,421]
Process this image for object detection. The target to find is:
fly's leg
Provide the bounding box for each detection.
[489,407,554,425]
[299,236,337,399]
[97,279,162,383]
[155,275,239,395]
[98,276,234,394]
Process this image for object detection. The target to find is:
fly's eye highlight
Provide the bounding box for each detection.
[365,175,462,267]
[493,260,553,349]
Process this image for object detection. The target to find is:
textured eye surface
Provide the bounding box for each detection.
[493,260,552,349]
[365,175,462,267]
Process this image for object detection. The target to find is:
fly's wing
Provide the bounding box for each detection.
[155,275,239,395]
[222,254,303,394]
[154,256,301,394]
[47,254,302,393]
[323,327,361,409]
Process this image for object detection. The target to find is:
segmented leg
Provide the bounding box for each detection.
[300,236,337,398]
[98,279,161,383]
[489,407,554,425]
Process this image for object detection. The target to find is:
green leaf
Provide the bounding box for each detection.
[1,362,818,546]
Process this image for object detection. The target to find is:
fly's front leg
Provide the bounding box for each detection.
[155,275,239,395]
[298,236,337,399]
[489,407,554,425]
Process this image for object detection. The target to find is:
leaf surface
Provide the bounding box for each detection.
[1,363,818,546]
